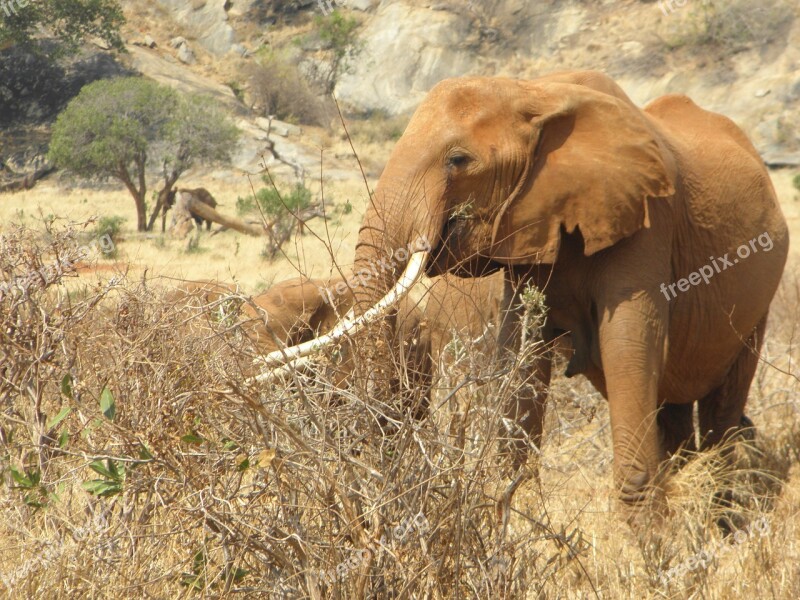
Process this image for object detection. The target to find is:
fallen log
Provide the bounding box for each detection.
[170,190,264,238]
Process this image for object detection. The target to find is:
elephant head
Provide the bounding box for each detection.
[374,71,675,282]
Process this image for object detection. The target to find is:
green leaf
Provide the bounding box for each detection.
[230,567,249,583]
[10,467,33,488]
[139,444,153,460]
[181,433,204,445]
[89,460,115,479]
[58,430,70,449]
[99,387,115,420]
[61,374,73,399]
[82,480,122,497]
[48,406,72,429]
[221,439,239,451]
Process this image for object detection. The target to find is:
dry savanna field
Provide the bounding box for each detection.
[0,163,799,598]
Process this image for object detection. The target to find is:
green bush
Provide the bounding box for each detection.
[237,182,313,219]
[95,215,125,242]
[49,77,239,232]
[237,180,316,260]
[313,10,362,93]
[792,173,800,194]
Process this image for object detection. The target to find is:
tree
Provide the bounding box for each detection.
[48,77,239,232]
[312,10,361,94]
[0,0,125,53]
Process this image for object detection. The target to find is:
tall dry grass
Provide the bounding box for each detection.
[0,222,798,599]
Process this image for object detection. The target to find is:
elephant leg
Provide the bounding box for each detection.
[697,316,766,533]
[496,270,552,469]
[597,294,668,510]
[658,402,696,459]
[697,315,766,449]
[206,220,212,231]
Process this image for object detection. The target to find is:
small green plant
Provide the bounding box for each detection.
[315,10,360,58]
[313,10,362,93]
[95,215,125,242]
[82,459,125,497]
[792,173,800,195]
[519,282,548,347]
[9,465,49,509]
[239,179,316,260]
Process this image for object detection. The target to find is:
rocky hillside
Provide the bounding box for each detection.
[1,0,799,190]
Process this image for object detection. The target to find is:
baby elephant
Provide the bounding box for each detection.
[169,273,505,404]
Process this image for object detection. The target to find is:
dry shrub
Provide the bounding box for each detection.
[348,110,411,144]
[1,223,799,598]
[663,0,796,54]
[246,52,327,126]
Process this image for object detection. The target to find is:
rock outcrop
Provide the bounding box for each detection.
[154,0,236,56]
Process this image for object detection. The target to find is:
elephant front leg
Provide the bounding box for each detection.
[597,294,668,516]
[497,271,552,470]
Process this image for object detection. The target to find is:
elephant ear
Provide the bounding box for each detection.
[491,80,676,263]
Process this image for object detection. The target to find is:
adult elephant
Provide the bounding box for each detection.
[262,70,789,514]
[166,188,219,231]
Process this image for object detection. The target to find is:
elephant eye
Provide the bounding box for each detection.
[446,153,470,169]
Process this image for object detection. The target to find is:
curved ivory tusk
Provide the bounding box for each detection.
[253,251,429,376]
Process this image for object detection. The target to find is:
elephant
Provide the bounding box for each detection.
[166,187,218,231]
[171,273,504,403]
[262,70,790,515]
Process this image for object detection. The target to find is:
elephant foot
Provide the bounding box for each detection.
[712,488,749,536]
[738,414,756,442]
[617,466,670,531]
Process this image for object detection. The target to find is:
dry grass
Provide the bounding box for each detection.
[0,213,799,598]
[0,174,371,293]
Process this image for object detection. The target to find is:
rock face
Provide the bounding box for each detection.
[0,44,130,191]
[0,44,129,128]
[334,2,479,115]
[154,0,235,56]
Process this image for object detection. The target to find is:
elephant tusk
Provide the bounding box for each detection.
[252,355,313,384]
[252,251,429,379]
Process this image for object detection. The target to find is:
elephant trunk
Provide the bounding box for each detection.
[253,159,446,378]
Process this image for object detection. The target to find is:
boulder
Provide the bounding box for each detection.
[177,43,196,65]
[154,0,235,56]
[334,2,478,115]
